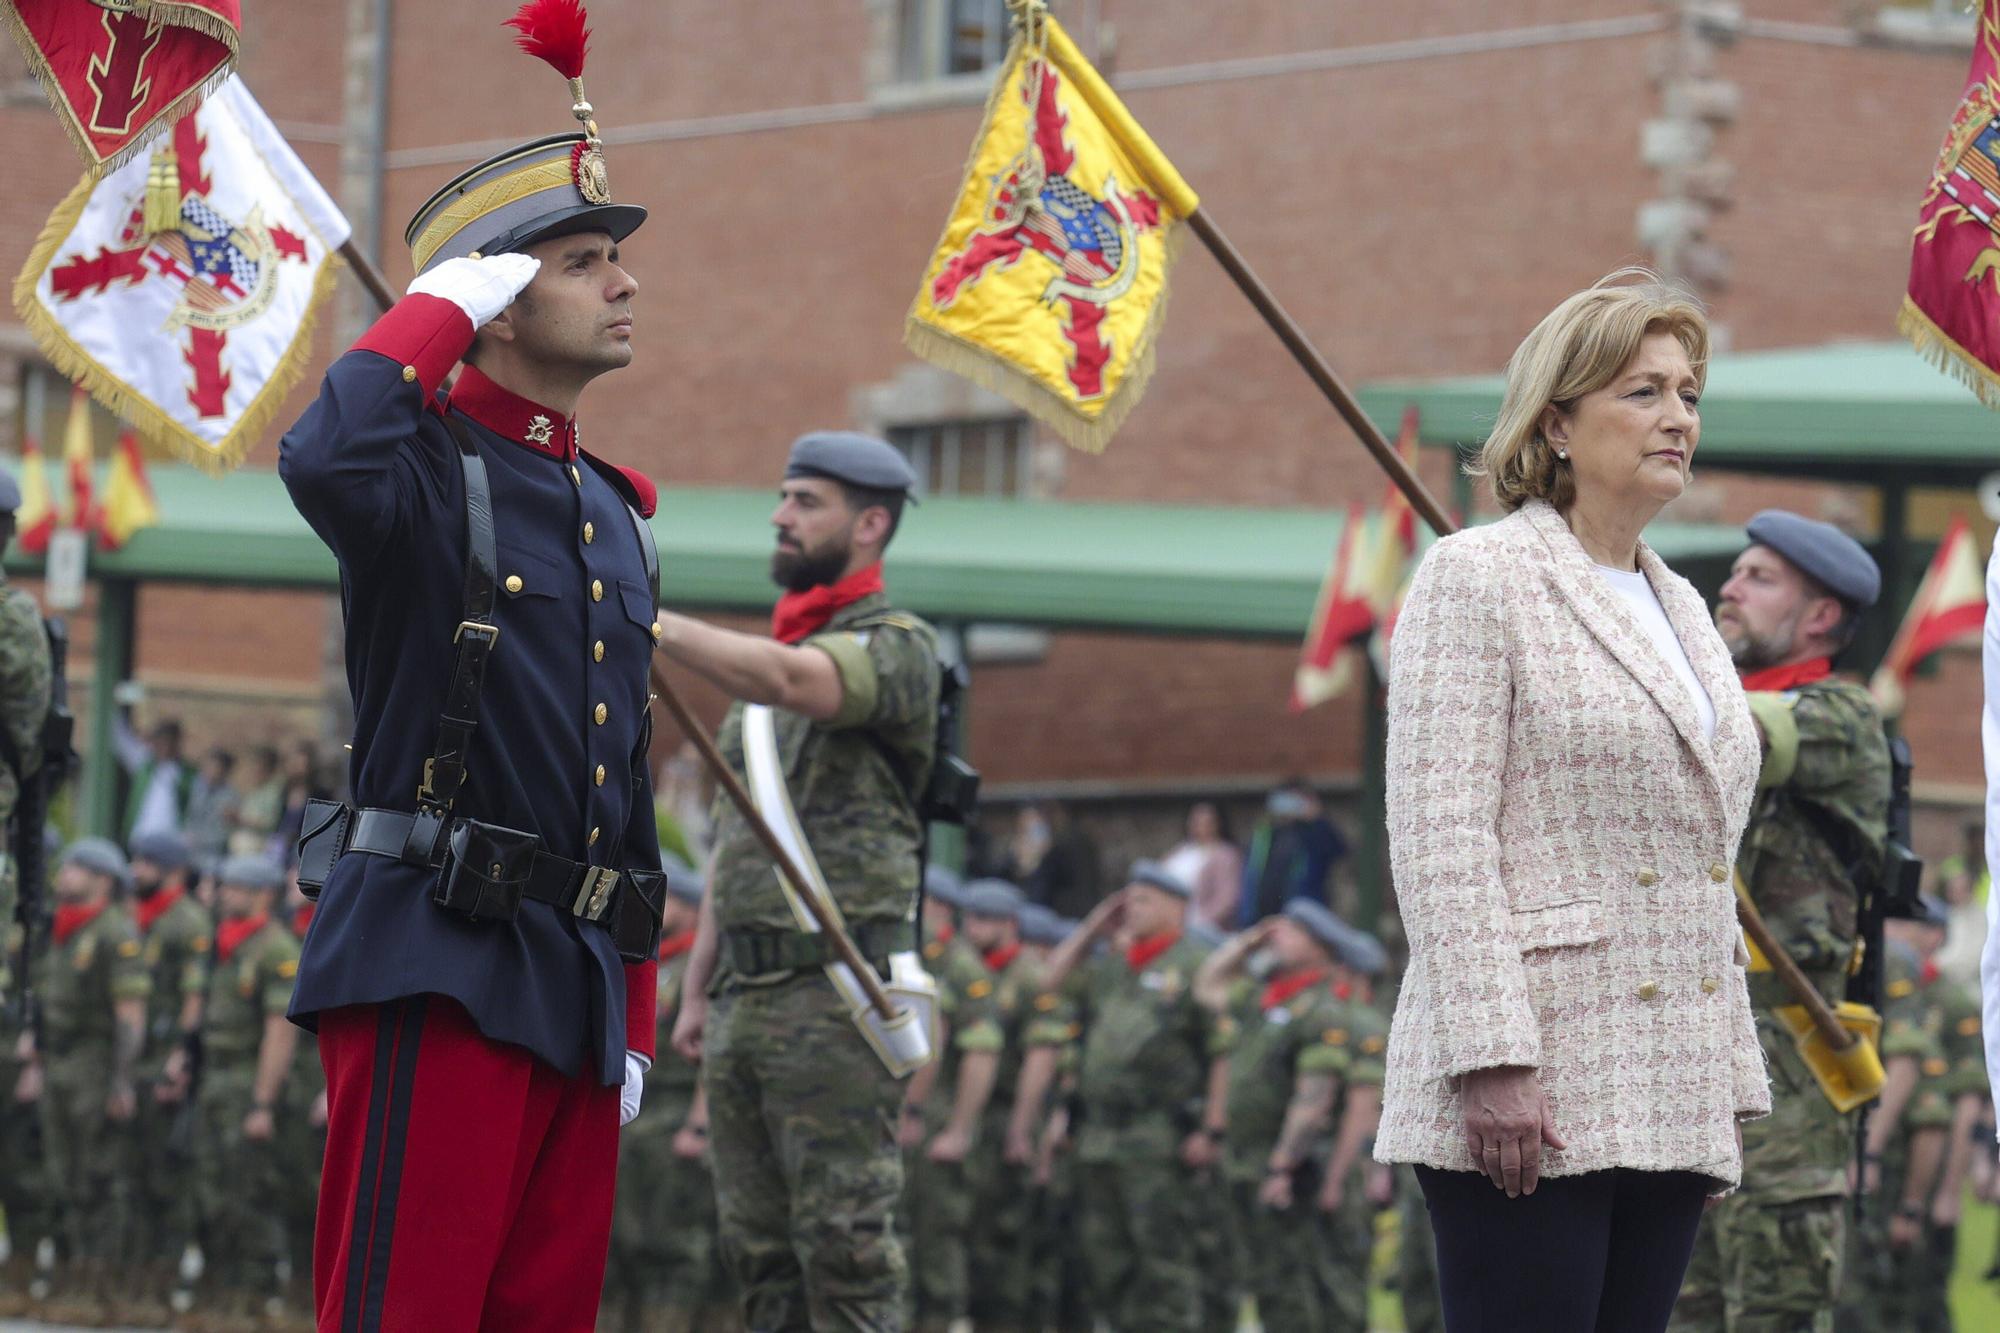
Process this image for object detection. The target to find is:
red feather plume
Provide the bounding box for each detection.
[505,0,591,81]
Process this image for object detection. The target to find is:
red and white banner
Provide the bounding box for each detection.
[2,0,240,176]
[1871,516,1987,715]
[13,77,350,473]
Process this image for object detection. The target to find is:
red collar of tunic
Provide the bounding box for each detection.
[217,912,270,964]
[771,563,885,644]
[1125,930,1180,973]
[1738,657,1832,693]
[133,883,185,935]
[1262,967,1329,1012]
[447,363,577,461]
[53,901,108,946]
[658,930,697,961]
[983,941,1023,974]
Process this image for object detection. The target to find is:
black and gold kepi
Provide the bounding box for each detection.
[404,0,646,276]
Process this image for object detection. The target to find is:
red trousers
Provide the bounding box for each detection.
[313,995,619,1332]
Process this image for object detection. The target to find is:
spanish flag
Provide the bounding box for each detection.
[1290,505,1375,712]
[1870,516,1987,716]
[59,383,93,531]
[97,429,159,551]
[906,7,1197,452]
[14,434,55,556]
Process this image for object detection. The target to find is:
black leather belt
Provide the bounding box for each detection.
[721,921,916,977]
[346,807,625,924]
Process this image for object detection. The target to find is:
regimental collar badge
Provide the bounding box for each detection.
[526,415,555,446]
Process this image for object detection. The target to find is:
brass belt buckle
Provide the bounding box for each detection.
[573,866,619,922]
[455,619,501,646]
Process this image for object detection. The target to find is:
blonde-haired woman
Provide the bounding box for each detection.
[1375,271,1768,1332]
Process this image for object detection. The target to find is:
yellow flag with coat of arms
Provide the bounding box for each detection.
[906,6,1198,453]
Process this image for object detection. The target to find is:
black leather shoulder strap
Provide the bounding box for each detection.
[414,414,502,825]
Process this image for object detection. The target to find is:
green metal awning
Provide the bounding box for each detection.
[3,463,1749,637]
[1358,340,2000,484]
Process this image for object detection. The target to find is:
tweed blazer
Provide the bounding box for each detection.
[1373,500,1770,1190]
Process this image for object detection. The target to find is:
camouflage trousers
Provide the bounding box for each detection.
[128,1077,200,1267]
[1025,1151,1093,1333]
[1192,1176,1237,1333]
[1836,1201,1953,1333]
[706,974,907,1332]
[41,1046,136,1265]
[604,1111,736,1333]
[1076,1132,1201,1332]
[1671,1190,1845,1333]
[1395,1165,1442,1333]
[1230,1174,1325,1331]
[0,1044,53,1258]
[964,1112,1033,1331]
[902,1139,972,1331]
[1314,1161,1374,1333]
[195,1067,289,1293]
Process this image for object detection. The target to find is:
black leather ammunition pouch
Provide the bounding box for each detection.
[434,819,539,923]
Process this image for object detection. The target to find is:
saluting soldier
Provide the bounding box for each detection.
[1313,920,1391,1333]
[904,876,1004,1333]
[1673,511,1889,1333]
[27,838,149,1323]
[278,6,668,1324]
[602,857,735,1332]
[189,856,300,1323]
[664,431,938,1328]
[123,830,210,1320]
[960,878,1043,1333]
[1016,861,1228,1332]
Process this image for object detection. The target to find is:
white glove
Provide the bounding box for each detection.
[620,1051,649,1126]
[407,253,540,328]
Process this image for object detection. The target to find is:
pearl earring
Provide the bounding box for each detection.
[1557,449,1569,461]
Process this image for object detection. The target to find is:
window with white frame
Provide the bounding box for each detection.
[888,417,1032,498]
[894,0,1019,85]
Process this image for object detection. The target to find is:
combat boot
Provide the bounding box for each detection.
[41,1256,112,1326]
[114,1261,175,1326]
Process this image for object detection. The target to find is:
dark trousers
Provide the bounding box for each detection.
[1416,1165,1710,1333]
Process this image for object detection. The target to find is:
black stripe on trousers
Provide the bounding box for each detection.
[341,996,428,1333]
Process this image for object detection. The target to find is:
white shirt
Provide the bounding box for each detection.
[1596,564,1717,740]
[1979,532,2000,1131]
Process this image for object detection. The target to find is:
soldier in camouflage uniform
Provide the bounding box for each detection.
[276,865,324,1309]
[902,881,1003,1333]
[959,880,1043,1333]
[26,839,150,1321]
[1673,511,1889,1333]
[1015,861,1226,1332]
[187,855,300,1323]
[603,860,735,1332]
[121,830,210,1318]
[663,432,937,1329]
[1313,923,1390,1333]
[1835,912,1979,1333]
[0,466,53,1312]
[1394,1164,1443,1333]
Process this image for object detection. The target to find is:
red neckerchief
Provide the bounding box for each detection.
[934,921,956,946]
[1739,657,1832,693]
[293,904,316,938]
[771,563,885,645]
[217,913,270,964]
[133,884,185,935]
[1262,967,1329,1012]
[53,902,107,946]
[1921,959,1940,987]
[1331,979,1353,1002]
[984,941,1023,974]
[658,930,697,961]
[1125,931,1180,973]
[447,363,577,461]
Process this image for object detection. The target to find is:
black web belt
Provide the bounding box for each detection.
[720,921,916,977]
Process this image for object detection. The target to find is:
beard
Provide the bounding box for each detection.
[1716,605,1801,672]
[770,535,851,593]
[131,872,164,899]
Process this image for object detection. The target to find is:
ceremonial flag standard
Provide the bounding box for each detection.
[907,10,1198,452]
[14,77,350,473]
[1901,1,2000,403]
[15,436,55,556]
[98,430,160,550]
[2,0,240,176]
[1871,517,1987,714]
[1290,506,1374,712]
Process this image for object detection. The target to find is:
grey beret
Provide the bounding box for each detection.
[0,465,19,514]
[129,831,193,871]
[1127,859,1193,900]
[786,432,919,498]
[217,855,286,892]
[661,854,705,907]
[925,865,968,910]
[1745,511,1880,609]
[1017,903,1070,946]
[1283,898,1387,976]
[962,878,1026,920]
[63,837,129,886]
